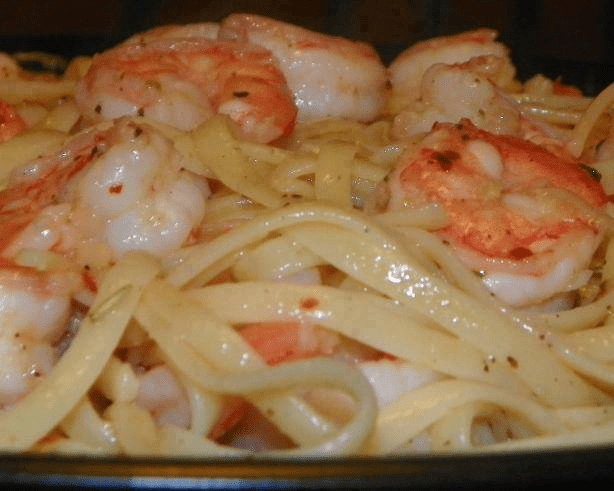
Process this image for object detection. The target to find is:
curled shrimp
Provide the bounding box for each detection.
[74,38,297,143]
[386,29,555,144]
[389,28,515,108]
[218,13,388,122]
[0,119,209,283]
[387,119,610,307]
[391,55,523,139]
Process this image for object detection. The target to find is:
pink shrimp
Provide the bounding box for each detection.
[0,119,211,403]
[386,29,556,144]
[0,119,209,273]
[388,119,610,307]
[218,14,387,122]
[0,130,98,254]
[74,38,297,143]
[391,55,524,139]
[389,28,514,106]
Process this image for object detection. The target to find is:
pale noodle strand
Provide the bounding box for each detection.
[104,402,161,455]
[0,79,76,104]
[167,202,609,407]
[561,323,614,362]
[511,92,592,110]
[283,222,611,407]
[165,203,387,287]
[524,285,614,333]
[546,334,614,387]
[182,380,224,437]
[567,82,614,157]
[35,438,113,455]
[232,235,324,281]
[189,282,531,394]
[192,117,286,208]
[554,405,614,430]
[464,420,614,453]
[368,380,565,455]
[519,105,582,125]
[375,205,449,231]
[428,402,485,452]
[59,397,119,453]
[388,225,501,305]
[94,356,140,403]
[314,141,354,209]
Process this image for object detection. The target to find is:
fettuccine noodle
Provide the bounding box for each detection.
[0,15,614,458]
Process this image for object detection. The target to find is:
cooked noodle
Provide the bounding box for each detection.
[1,18,614,458]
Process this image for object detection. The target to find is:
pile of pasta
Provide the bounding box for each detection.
[1,30,614,459]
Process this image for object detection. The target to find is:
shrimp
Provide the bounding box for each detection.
[0,118,209,276]
[387,119,610,307]
[385,29,561,146]
[0,101,27,142]
[391,55,523,139]
[0,262,79,406]
[0,119,209,403]
[389,29,515,108]
[74,38,296,143]
[124,22,220,44]
[218,14,387,122]
[391,54,571,153]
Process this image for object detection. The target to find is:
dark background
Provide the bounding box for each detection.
[0,0,612,95]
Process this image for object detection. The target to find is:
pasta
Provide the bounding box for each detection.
[0,14,614,458]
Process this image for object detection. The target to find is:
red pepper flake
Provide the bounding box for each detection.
[109,184,123,194]
[509,247,533,260]
[82,271,98,293]
[431,150,460,171]
[506,356,519,369]
[300,297,319,311]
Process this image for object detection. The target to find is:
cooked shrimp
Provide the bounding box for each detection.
[388,119,610,307]
[0,119,209,271]
[218,14,387,122]
[391,55,522,139]
[124,22,220,44]
[74,38,296,143]
[0,263,79,406]
[389,29,514,108]
[387,30,570,149]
